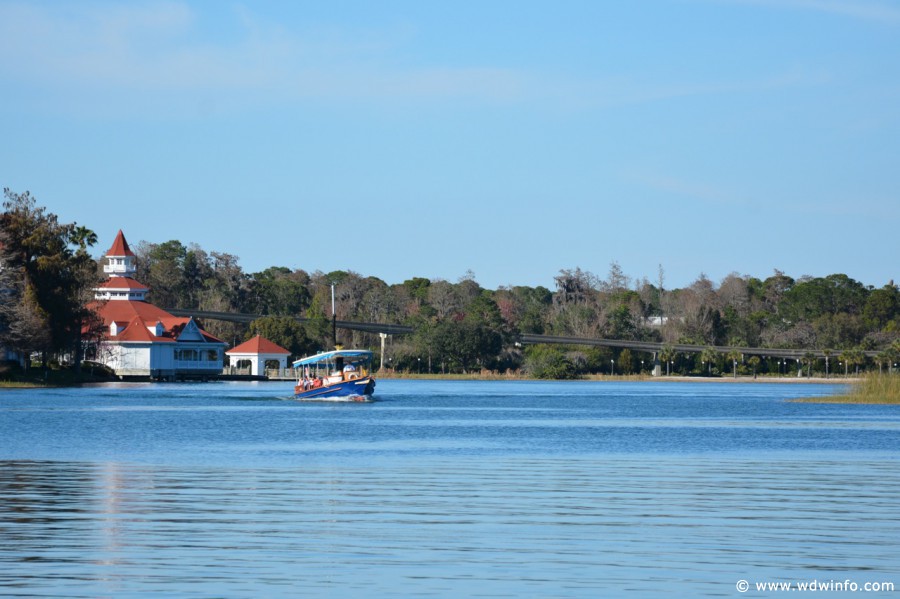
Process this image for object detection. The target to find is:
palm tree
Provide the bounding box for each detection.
[726,349,741,378]
[700,347,718,376]
[69,225,98,253]
[846,347,866,376]
[747,355,761,378]
[803,351,816,378]
[838,349,853,376]
[660,345,676,376]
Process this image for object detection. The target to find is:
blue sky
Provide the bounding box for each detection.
[1,0,898,291]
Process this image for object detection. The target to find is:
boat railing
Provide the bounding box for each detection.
[265,366,373,382]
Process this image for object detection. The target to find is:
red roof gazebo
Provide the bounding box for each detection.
[226,335,291,376]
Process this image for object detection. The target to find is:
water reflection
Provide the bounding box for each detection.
[1,381,899,597]
[2,454,899,597]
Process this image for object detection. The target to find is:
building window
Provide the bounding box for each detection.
[175,349,200,361]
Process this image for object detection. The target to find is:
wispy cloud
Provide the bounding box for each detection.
[0,1,526,113]
[631,171,899,222]
[0,0,834,118]
[717,0,900,24]
[631,173,753,208]
[549,69,830,111]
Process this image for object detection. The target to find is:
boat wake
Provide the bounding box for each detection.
[292,395,374,403]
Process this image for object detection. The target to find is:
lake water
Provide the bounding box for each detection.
[1,379,899,597]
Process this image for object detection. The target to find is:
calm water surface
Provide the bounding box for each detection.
[1,380,899,597]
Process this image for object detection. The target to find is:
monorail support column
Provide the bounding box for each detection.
[379,333,387,372]
[652,351,662,377]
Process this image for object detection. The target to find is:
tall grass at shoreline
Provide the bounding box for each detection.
[797,373,900,404]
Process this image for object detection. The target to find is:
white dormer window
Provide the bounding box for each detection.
[110,322,120,336]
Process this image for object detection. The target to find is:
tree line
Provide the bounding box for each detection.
[2,189,899,377]
[0,189,102,372]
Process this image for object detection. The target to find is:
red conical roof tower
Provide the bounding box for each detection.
[107,230,135,257]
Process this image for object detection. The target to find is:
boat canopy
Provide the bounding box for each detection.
[292,350,374,368]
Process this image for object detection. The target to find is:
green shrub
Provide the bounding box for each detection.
[524,345,577,379]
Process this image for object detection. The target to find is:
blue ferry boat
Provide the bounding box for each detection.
[293,349,376,401]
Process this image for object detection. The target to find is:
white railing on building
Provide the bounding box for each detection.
[224,366,253,376]
[174,360,221,370]
[266,368,304,380]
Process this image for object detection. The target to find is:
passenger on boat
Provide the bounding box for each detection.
[311,377,323,389]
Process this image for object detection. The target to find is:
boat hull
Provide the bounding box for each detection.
[293,376,375,401]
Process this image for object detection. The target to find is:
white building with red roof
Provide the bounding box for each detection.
[87,231,227,379]
[226,335,291,376]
